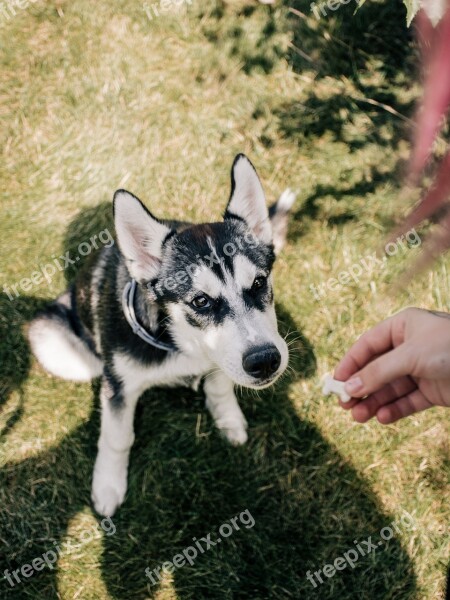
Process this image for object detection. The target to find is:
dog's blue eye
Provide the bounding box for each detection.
[252,276,266,291]
[191,295,211,310]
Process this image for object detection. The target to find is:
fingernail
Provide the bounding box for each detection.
[345,377,363,394]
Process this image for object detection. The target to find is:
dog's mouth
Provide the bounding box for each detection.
[243,371,284,390]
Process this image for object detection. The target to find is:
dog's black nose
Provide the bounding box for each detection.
[242,345,281,379]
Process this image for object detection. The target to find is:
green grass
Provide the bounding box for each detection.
[0,0,449,598]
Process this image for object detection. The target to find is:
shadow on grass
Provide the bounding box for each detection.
[277,0,416,158]
[286,0,414,83]
[197,0,415,239]
[274,89,414,155]
[0,295,47,439]
[285,166,396,241]
[0,204,417,599]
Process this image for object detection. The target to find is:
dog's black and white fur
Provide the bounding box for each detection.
[28,154,296,516]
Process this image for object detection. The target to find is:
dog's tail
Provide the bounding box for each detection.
[269,188,297,255]
[28,288,103,382]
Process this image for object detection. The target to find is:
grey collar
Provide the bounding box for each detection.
[122,279,176,353]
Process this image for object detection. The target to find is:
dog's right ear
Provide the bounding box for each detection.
[113,190,173,282]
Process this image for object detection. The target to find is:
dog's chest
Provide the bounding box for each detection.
[113,350,212,394]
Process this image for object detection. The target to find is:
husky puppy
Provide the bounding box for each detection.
[28,154,296,516]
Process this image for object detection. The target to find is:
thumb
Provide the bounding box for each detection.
[344,344,413,398]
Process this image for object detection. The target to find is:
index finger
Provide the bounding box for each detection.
[334,315,399,382]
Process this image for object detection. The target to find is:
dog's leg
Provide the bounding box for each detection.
[204,371,248,446]
[91,374,140,516]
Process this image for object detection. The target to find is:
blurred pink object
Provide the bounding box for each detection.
[409,4,450,180]
[397,1,450,267]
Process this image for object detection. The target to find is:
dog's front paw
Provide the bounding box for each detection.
[205,389,248,446]
[91,456,128,517]
[92,484,125,518]
[220,425,248,446]
[215,414,248,446]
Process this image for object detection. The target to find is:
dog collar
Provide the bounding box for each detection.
[122,279,176,353]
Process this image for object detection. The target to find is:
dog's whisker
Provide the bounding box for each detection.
[285,336,302,346]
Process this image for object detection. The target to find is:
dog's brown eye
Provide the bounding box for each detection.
[252,276,266,290]
[191,295,211,309]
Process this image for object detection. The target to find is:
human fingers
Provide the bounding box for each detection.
[334,316,400,382]
[375,389,433,424]
[344,344,414,399]
[350,376,417,423]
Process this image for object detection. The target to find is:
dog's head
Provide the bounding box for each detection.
[114,154,294,389]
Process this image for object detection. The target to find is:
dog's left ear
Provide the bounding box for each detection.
[113,189,173,282]
[224,154,272,245]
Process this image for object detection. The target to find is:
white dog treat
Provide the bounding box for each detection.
[322,374,351,403]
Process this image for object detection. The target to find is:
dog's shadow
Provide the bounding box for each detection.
[0,205,417,599]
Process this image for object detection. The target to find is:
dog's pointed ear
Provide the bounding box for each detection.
[224,154,272,244]
[113,190,173,282]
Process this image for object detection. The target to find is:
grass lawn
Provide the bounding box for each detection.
[0,0,449,598]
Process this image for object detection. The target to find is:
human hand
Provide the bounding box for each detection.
[334,307,450,424]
